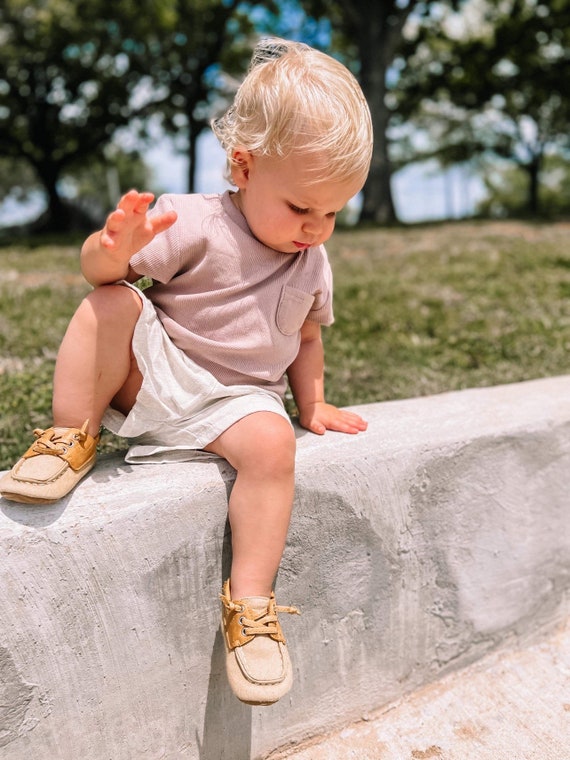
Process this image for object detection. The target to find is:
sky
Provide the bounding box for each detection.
[147,131,487,224]
[0,130,487,227]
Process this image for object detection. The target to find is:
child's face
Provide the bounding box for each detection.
[231,150,363,253]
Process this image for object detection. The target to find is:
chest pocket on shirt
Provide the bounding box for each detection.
[276,285,316,336]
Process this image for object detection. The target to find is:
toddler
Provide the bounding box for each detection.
[0,38,373,705]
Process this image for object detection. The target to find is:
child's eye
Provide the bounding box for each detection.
[288,203,309,215]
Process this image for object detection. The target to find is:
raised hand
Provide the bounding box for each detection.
[81,190,178,286]
[99,190,178,261]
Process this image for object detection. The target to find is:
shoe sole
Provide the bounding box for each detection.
[0,491,62,505]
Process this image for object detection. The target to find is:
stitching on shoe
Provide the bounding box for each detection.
[235,642,286,685]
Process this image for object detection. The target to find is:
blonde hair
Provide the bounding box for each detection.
[211,38,373,186]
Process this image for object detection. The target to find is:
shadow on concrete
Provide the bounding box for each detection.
[0,495,69,527]
[198,516,253,760]
[198,628,253,759]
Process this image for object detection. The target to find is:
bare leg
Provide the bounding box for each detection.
[52,284,143,437]
[204,412,296,600]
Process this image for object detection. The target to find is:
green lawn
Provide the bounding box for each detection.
[1,220,569,469]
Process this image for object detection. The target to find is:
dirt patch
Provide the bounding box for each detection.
[411,746,444,759]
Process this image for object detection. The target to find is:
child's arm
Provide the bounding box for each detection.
[287,320,368,435]
[81,190,178,287]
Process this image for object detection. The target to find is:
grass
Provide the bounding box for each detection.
[1,220,569,469]
[322,220,570,405]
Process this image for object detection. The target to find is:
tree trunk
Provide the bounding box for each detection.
[354,5,400,225]
[186,115,202,194]
[526,157,541,216]
[35,161,71,232]
[361,84,397,224]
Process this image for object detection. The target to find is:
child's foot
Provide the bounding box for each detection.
[0,421,99,504]
[220,579,300,705]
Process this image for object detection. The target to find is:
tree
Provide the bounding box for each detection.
[0,0,177,230]
[291,0,462,225]
[141,1,276,194]
[395,0,570,216]
[476,154,570,218]
[0,0,272,231]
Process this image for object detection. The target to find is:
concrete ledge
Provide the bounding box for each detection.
[1,375,569,759]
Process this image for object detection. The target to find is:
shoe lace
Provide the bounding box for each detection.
[31,422,89,456]
[223,597,300,638]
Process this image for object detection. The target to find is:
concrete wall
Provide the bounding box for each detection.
[1,375,569,760]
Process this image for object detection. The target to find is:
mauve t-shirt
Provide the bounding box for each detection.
[129,191,334,397]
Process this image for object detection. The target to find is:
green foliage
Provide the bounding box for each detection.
[475,160,530,218]
[0,0,274,225]
[288,0,464,224]
[63,149,154,218]
[135,0,274,192]
[0,0,173,229]
[0,156,38,204]
[395,0,570,216]
[0,1,163,163]
[477,154,570,218]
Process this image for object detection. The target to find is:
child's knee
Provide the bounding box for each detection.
[81,284,142,327]
[207,412,296,477]
[249,416,296,476]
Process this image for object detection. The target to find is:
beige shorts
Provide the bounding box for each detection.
[102,284,291,464]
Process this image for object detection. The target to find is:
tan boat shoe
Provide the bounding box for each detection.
[0,421,99,504]
[220,578,300,705]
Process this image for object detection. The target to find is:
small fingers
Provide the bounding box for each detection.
[101,190,162,249]
[327,421,364,435]
[150,210,178,235]
[117,189,155,215]
[343,412,368,432]
[300,403,368,436]
[307,421,326,435]
[104,207,126,231]
[324,411,368,435]
[99,208,126,248]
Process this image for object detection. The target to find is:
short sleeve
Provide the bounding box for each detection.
[130,195,183,284]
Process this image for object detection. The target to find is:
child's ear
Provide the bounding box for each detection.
[230,148,252,187]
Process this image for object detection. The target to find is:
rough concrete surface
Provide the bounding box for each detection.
[0,375,569,759]
[268,617,570,760]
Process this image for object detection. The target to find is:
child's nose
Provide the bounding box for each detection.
[302,217,322,236]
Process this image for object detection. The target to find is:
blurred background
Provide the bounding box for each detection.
[0,0,569,234]
[2,0,570,468]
